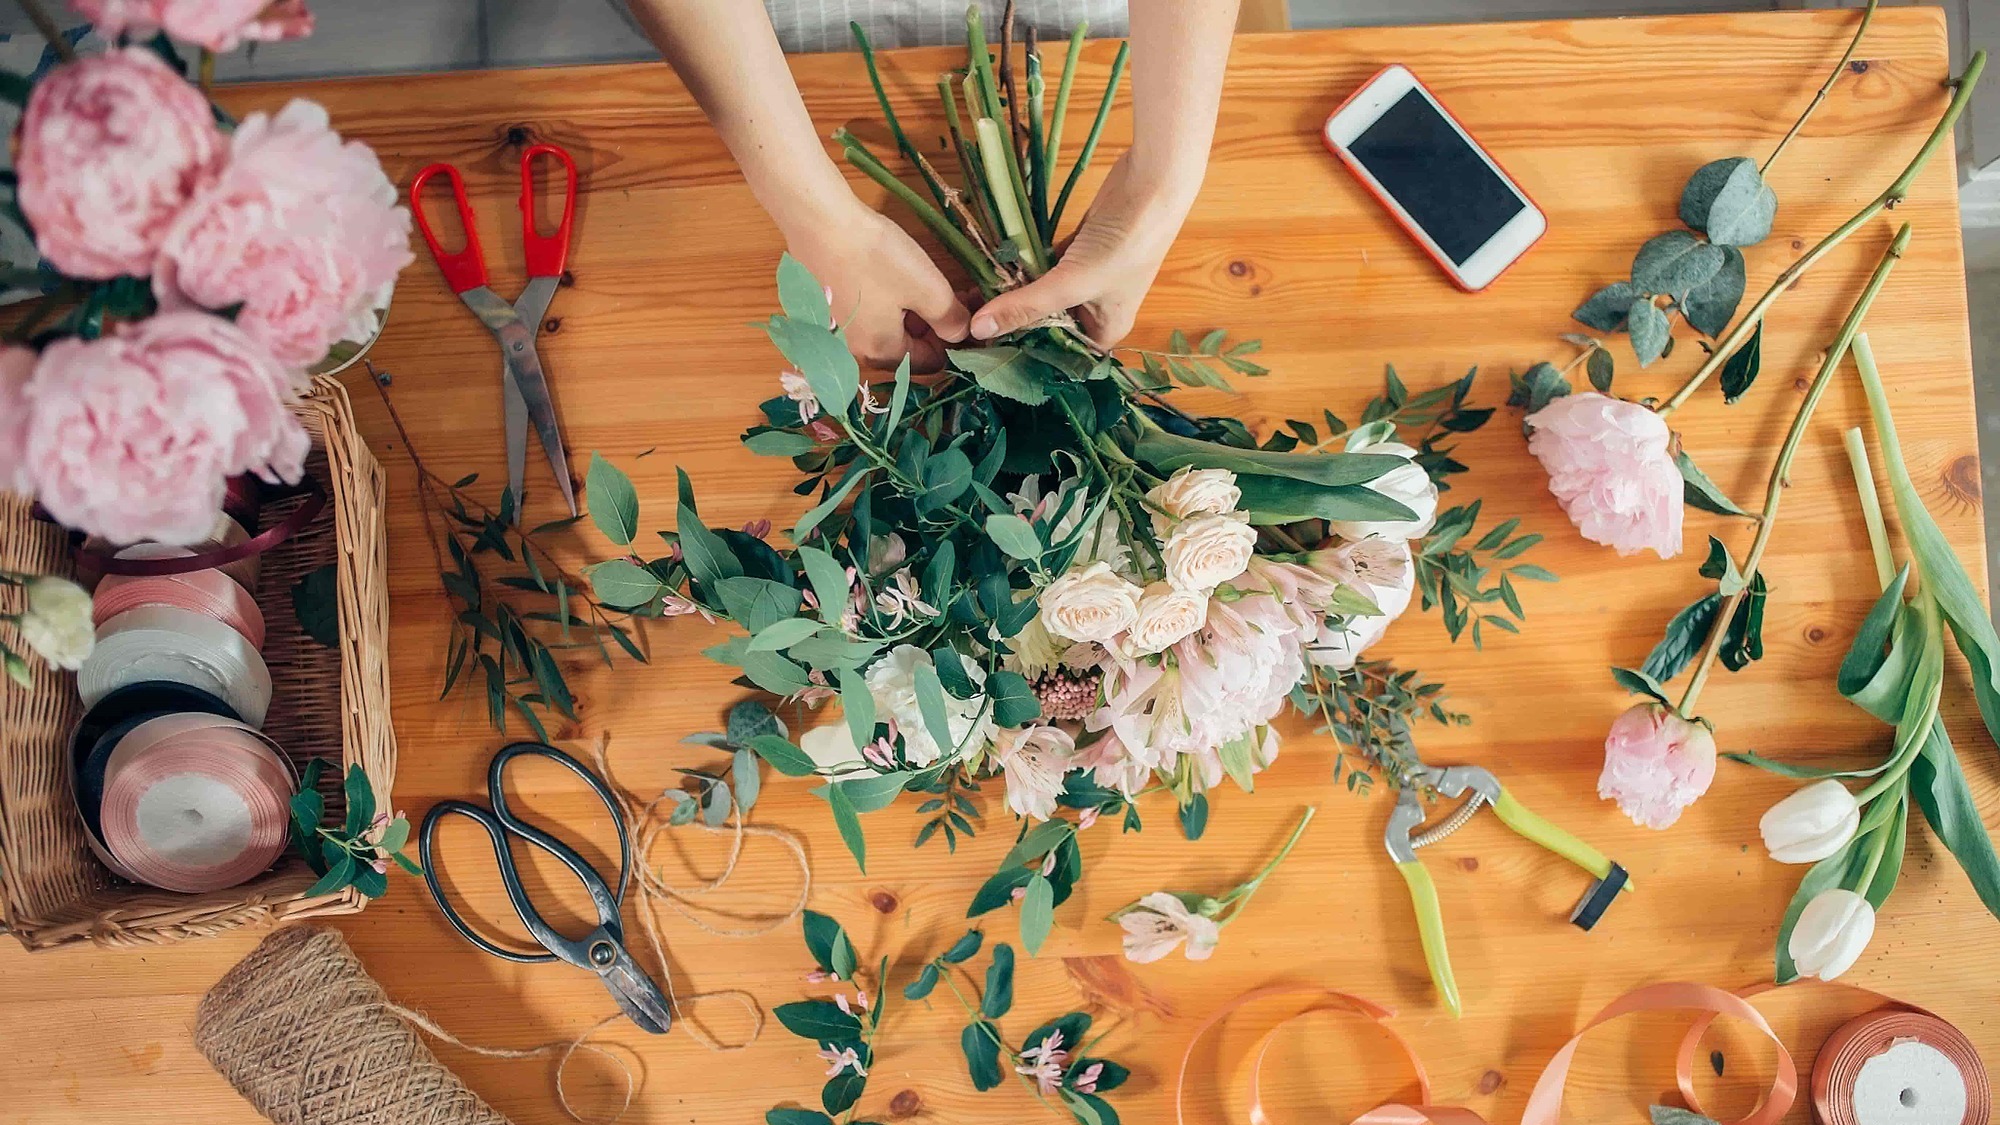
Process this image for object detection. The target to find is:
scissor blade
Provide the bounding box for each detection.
[502,360,528,519]
[598,947,675,1035]
[494,327,578,518]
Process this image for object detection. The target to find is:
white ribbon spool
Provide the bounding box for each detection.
[81,607,273,728]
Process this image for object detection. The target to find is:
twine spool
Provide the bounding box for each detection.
[195,926,516,1125]
[1814,1009,1989,1125]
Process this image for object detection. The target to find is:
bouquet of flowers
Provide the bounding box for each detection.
[584,11,1548,953]
[0,0,411,546]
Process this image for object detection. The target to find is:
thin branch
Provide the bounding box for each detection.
[1763,0,1879,174]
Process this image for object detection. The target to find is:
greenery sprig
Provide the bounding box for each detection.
[289,759,417,899]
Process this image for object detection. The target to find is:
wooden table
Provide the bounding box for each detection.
[3,9,1994,1124]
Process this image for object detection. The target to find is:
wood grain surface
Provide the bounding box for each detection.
[3,9,1994,1125]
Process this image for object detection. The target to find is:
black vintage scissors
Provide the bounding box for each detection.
[419,742,672,1034]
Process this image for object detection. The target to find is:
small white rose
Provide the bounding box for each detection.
[1331,439,1439,543]
[18,576,94,671]
[1125,582,1208,655]
[1146,467,1240,522]
[1039,561,1143,643]
[1161,513,1257,592]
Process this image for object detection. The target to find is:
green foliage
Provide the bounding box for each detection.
[1295,662,1469,795]
[290,563,340,649]
[289,760,418,898]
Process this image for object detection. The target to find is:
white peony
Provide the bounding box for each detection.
[1146,467,1240,522]
[995,725,1077,820]
[17,576,94,671]
[1124,582,1208,656]
[1330,439,1439,543]
[866,645,995,766]
[1039,561,1142,643]
[1161,513,1257,592]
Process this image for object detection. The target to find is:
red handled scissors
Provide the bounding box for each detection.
[411,144,580,519]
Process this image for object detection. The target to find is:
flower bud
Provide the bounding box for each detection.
[1760,780,1861,864]
[1788,888,1875,981]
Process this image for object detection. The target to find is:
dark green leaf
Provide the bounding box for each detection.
[304,852,356,897]
[982,943,1014,1018]
[968,863,1035,917]
[1133,430,1404,488]
[1837,567,1913,718]
[1628,298,1670,367]
[826,781,868,871]
[802,910,855,977]
[1677,450,1752,517]
[988,670,1041,727]
[815,771,912,814]
[585,453,639,545]
[288,563,342,649]
[904,962,942,1000]
[342,766,375,838]
[1650,1107,1723,1125]
[821,1067,867,1117]
[1719,323,1763,404]
[962,1022,1003,1091]
[352,862,389,899]
[1509,362,1572,415]
[774,999,862,1042]
[1611,666,1671,706]
[1586,348,1614,393]
[1573,282,1640,332]
[1643,594,1722,683]
[941,929,984,963]
[1719,573,1767,672]
[952,347,1051,405]
[1233,473,1418,525]
[766,1109,835,1125]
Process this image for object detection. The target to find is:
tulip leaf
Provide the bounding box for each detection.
[1724,750,1883,780]
[1838,570,1916,723]
[1862,792,1908,910]
[1233,473,1418,525]
[1132,429,1404,487]
[1909,719,2000,922]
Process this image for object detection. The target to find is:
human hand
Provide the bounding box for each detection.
[781,195,971,371]
[965,153,1197,347]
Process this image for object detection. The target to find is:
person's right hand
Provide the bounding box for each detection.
[781,195,971,372]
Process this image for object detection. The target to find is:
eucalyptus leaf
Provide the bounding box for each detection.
[985,513,1045,560]
[1587,348,1614,393]
[1627,298,1671,367]
[585,453,639,545]
[1019,874,1055,956]
[1573,281,1640,332]
[1650,1107,1723,1125]
[776,252,833,326]
[1682,246,1746,337]
[748,734,819,777]
[1698,159,1778,247]
[814,771,912,814]
[749,617,822,652]
[732,748,762,815]
[728,699,784,745]
[767,317,859,417]
[1631,230,1724,297]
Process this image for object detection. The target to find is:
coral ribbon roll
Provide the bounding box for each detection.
[99,716,295,894]
[94,567,266,650]
[81,606,273,728]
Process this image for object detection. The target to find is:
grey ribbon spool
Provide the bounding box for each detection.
[80,606,273,729]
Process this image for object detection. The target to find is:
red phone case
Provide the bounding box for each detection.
[1322,65,1545,292]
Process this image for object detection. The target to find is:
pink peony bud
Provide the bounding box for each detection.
[155,100,413,368]
[17,48,222,279]
[68,0,315,53]
[20,312,308,545]
[1525,392,1683,559]
[1598,702,1716,829]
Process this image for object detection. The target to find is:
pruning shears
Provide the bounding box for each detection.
[1385,764,1631,1018]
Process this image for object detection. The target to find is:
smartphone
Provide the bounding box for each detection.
[1324,65,1546,291]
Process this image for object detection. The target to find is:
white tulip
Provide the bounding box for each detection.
[1330,439,1439,543]
[1760,780,1861,864]
[1789,888,1876,981]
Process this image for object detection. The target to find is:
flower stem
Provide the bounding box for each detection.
[1763,0,1879,174]
[836,129,1000,292]
[851,20,949,209]
[1657,52,1983,417]
[15,0,72,62]
[1045,23,1089,168]
[1674,224,1910,720]
[1220,806,1316,921]
[1843,426,1896,589]
[1050,40,1130,235]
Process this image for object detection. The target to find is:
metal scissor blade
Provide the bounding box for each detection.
[596,946,675,1034]
[502,361,528,519]
[501,334,578,517]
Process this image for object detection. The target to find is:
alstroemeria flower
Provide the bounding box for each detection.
[1117,891,1221,963]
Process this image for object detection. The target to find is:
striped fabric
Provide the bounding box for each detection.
[763,0,1127,52]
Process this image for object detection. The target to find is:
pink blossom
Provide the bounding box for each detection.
[816,1045,866,1078]
[67,0,315,52]
[803,970,830,984]
[1119,891,1220,963]
[1015,1029,1070,1095]
[17,48,222,278]
[1526,392,1683,558]
[1072,1061,1105,1094]
[1076,807,1100,831]
[156,100,412,368]
[833,990,869,1014]
[740,518,772,538]
[0,346,35,494]
[19,312,307,545]
[995,725,1076,820]
[1599,702,1717,829]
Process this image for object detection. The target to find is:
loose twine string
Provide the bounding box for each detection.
[353,732,811,1124]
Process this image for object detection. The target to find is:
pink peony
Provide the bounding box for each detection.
[1526,392,1683,559]
[19,312,308,545]
[66,0,314,52]
[1598,702,1717,829]
[156,99,413,368]
[16,48,223,279]
[0,346,34,494]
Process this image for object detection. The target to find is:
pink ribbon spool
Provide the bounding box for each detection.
[100,714,296,894]
[94,568,266,651]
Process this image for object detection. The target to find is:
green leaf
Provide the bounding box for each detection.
[834,668,877,753]
[1001,820,1073,869]
[1019,874,1055,956]
[904,962,942,1000]
[1510,362,1572,415]
[1838,568,1914,721]
[1863,792,1907,908]
[743,430,819,457]
[886,355,912,434]
[1611,666,1671,706]
[776,253,833,327]
[1642,594,1722,683]
[1179,793,1209,840]
[748,734,819,777]
[732,748,762,815]
[352,861,390,899]
[816,771,912,814]
[717,576,805,634]
[304,852,356,897]
[1650,1107,1723,1125]
[767,317,859,417]
[1573,282,1640,332]
[585,453,639,545]
[1677,450,1752,517]
[1719,323,1763,404]
[987,670,1041,728]
[290,564,340,649]
[821,1068,867,1117]
[766,1109,835,1125]
[586,558,663,609]
[774,999,862,1042]
[797,546,852,627]
[802,910,856,977]
[1691,158,1777,247]
[1910,720,2000,921]
[1627,298,1670,367]
[1631,229,1724,297]
[1234,473,1419,525]
[913,663,958,761]
[1216,734,1257,793]
[941,929,984,963]
[794,465,873,544]
[968,864,1035,916]
[1065,1091,1119,1125]
[728,699,784,745]
[961,1022,1003,1091]
[982,943,1015,1018]
[1698,535,1746,595]
[678,482,745,588]
[1682,246,1746,337]
[1718,572,1768,672]
[984,513,1044,560]
[825,781,868,871]
[342,765,375,838]
[1586,348,1614,393]
[952,347,1051,405]
[749,617,822,652]
[1132,430,1404,488]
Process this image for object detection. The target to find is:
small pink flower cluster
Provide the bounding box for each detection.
[7,27,412,545]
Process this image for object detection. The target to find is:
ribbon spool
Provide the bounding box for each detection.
[99,713,296,893]
[81,606,273,728]
[68,683,243,881]
[94,566,266,650]
[82,519,265,593]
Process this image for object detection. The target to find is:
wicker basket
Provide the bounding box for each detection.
[0,375,395,950]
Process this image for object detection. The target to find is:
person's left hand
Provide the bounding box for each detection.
[965,152,1198,348]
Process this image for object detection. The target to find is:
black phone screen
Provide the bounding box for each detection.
[1347,88,1526,265]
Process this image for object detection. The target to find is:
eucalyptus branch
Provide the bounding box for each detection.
[1763,0,1878,174]
[1050,41,1129,235]
[1658,53,1982,416]
[1674,224,1909,719]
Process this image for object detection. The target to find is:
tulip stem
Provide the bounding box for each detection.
[1844,426,1897,589]
[1850,784,1901,894]
[1674,225,1910,721]
[1656,53,1983,419]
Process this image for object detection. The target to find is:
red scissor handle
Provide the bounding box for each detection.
[411,162,489,293]
[520,144,577,279]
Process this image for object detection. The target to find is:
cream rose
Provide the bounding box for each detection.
[1162,513,1257,592]
[1038,561,1143,643]
[1125,582,1208,655]
[1147,467,1240,521]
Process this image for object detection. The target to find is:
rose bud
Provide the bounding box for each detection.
[1760,780,1861,864]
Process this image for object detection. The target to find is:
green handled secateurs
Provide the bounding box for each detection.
[1385,764,1631,1018]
